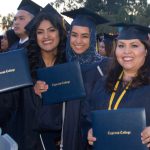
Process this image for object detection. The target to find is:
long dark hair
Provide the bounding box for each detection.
[106,39,150,93]
[27,12,67,80]
[6,29,19,47]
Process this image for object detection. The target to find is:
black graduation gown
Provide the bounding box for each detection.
[0,39,44,149]
[63,57,111,150]
[4,87,43,150]
[1,51,66,150]
[0,91,18,130]
[89,78,150,126]
[33,55,66,150]
[8,40,30,50]
[35,101,62,150]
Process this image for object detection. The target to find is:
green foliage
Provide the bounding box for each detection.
[1,13,14,30]
[1,0,149,33]
[84,0,150,33]
[50,0,150,33]
[145,4,150,17]
[51,0,86,11]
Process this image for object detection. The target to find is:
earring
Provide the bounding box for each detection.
[145,49,147,57]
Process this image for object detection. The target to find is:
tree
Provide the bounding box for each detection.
[85,0,147,15]
[49,0,150,33]
[1,13,14,30]
[84,0,149,33]
[85,0,106,14]
[50,0,86,11]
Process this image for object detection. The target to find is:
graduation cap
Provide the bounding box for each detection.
[103,33,117,43]
[96,33,117,43]
[42,4,62,20]
[41,4,70,31]
[61,7,109,26]
[17,0,42,16]
[25,4,70,34]
[111,23,150,40]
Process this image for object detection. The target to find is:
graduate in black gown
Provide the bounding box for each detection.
[0,1,42,149]
[9,0,42,50]
[28,4,68,150]
[97,33,117,57]
[87,23,150,148]
[0,29,19,52]
[61,8,110,150]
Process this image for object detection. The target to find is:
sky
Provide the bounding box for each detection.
[0,0,55,16]
[0,0,150,16]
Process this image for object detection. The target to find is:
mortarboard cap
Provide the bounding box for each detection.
[42,4,70,31]
[96,33,117,42]
[111,23,150,40]
[103,33,118,43]
[61,8,109,26]
[17,0,42,16]
[42,4,62,19]
[25,4,70,33]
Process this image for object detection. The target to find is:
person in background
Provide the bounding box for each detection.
[0,35,3,51]
[97,35,106,56]
[0,1,43,150]
[97,33,117,57]
[9,0,42,50]
[1,29,19,52]
[27,4,67,150]
[87,23,150,148]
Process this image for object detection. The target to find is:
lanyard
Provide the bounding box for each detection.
[108,71,131,110]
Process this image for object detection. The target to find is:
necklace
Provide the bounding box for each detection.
[108,71,131,110]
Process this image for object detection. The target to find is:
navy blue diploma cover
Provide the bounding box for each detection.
[36,61,86,104]
[91,108,148,150]
[0,48,33,92]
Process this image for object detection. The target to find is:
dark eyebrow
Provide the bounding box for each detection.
[18,15,26,18]
[71,31,89,36]
[117,41,139,45]
[71,31,77,34]
[130,42,139,44]
[37,26,55,31]
[117,41,124,44]
[82,33,89,36]
[14,15,25,19]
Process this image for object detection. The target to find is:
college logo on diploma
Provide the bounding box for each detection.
[37,61,86,104]
[0,48,33,92]
[91,108,148,150]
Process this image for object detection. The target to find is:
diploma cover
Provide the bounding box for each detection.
[0,48,33,93]
[91,108,148,150]
[36,61,86,104]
